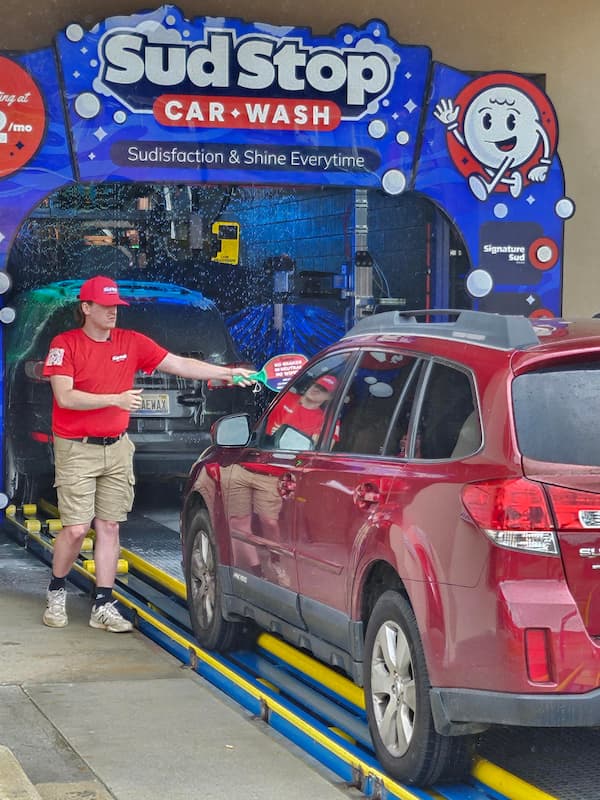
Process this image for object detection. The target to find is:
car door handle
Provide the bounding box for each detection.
[353,482,382,510]
[277,472,296,498]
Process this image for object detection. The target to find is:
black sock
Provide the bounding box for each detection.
[48,575,66,592]
[93,587,113,608]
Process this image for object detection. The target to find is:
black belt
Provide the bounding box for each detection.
[72,434,125,446]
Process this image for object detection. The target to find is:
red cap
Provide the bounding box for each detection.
[79,276,129,306]
[315,374,338,392]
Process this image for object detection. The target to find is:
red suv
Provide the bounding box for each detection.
[180,309,600,786]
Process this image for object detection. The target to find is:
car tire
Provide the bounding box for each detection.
[364,590,475,786]
[184,508,244,651]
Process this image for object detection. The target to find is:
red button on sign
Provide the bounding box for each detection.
[0,56,46,179]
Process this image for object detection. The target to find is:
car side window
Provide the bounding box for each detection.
[384,361,423,457]
[415,362,481,460]
[331,351,419,456]
[259,353,351,450]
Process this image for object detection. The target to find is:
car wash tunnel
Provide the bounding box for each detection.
[0,5,590,799]
[0,179,470,508]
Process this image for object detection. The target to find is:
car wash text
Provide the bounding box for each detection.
[99,29,394,122]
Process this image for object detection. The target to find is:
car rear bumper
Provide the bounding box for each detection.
[430,685,600,736]
[10,432,209,481]
[129,432,210,477]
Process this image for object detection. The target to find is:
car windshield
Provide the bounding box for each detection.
[512,361,600,465]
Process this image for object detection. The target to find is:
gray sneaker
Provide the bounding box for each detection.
[43,588,68,628]
[89,600,133,633]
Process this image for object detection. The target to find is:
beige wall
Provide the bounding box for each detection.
[1,1,598,314]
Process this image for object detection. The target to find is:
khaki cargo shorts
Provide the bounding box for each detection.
[53,434,136,526]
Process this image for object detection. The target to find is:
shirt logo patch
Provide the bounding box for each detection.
[112,353,128,362]
[46,347,65,366]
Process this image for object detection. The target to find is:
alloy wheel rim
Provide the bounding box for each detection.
[190,529,215,628]
[370,619,417,757]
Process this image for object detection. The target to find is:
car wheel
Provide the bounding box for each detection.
[364,591,475,786]
[184,508,244,651]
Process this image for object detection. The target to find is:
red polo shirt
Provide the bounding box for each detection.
[266,393,325,439]
[43,327,168,438]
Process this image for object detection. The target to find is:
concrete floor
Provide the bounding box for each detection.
[0,526,363,800]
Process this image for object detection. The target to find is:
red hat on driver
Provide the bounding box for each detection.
[315,374,338,392]
[79,275,129,306]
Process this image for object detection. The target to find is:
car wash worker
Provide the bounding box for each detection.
[41,275,254,633]
[266,374,338,443]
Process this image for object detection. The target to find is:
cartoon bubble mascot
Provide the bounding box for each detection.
[434,76,556,201]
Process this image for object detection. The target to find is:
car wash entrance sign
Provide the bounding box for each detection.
[0,3,572,316]
[57,8,428,191]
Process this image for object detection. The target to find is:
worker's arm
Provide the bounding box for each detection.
[157,353,254,385]
[49,374,143,411]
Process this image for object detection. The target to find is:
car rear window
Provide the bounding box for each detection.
[512,362,600,465]
[18,302,239,364]
[119,304,239,362]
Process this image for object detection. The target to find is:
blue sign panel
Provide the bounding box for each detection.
[0,49,73,272]
[416,63,571,316]
[55,6,431,191]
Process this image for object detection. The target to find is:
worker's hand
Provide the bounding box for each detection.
[116,388,144,411]
[229,367,256,387]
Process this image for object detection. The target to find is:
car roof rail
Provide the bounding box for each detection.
[343,308,540,350]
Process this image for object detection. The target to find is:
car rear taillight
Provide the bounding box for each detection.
[31,432,52,443]
[545,485,600,530]
[461,478,558,555]
[24,360,49,382]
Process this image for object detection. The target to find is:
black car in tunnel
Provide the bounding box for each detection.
[3,279,255,504]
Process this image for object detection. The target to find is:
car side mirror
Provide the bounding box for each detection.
[213,414,251,446]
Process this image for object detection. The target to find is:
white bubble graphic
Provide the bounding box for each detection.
[494,203,508,219]
[381,170,406,195]
[555,197,575,219]
[0,306,16,324]
[0,272,11,294]
[536,245,554,264]
[74,93,101,119]
[66,24,84,43]
[466,269,493,298]
[113,110,127,124]
[396,131,410,145]
[368,120,387,139]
